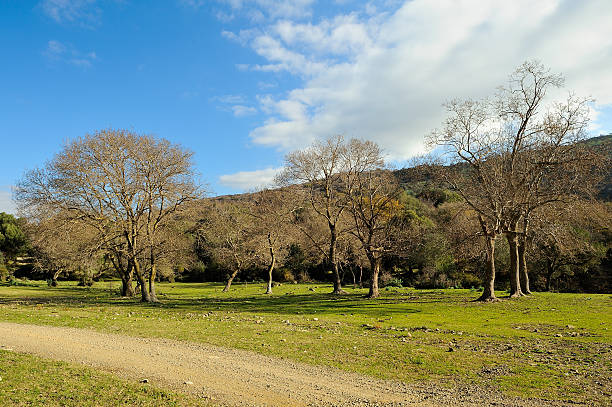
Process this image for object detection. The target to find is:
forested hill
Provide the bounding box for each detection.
[213,134,612,204]
[585,133,612,200]
[393,133,612,201]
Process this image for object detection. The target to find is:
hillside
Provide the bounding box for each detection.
[394,133,612,201]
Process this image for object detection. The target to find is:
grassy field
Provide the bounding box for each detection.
[0,280,610,405]
[0,350,208,406]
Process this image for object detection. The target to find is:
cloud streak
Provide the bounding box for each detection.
[40,0,101,26]
[219,167,283,191]
[44,40,98,67]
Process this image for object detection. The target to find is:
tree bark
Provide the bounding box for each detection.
[111,253,134,297]
[265,233,276,295]
[477,235,497,301]
[329,224,345,294]
[545,260,554,292]
[148,248,158,302]
[367,255,382,299]
[358,265,363,288]
[50,269,62,286]
[133,258,151,302]
[518,240,531,294]
[506,231,523,298]
[120,273,134,297]
[148,265,158,302]
[120,261,135,297]
[223,269,239,292]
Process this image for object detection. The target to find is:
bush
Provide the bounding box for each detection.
[414,266,453,289]
[381,277,403,288]
[296,270,312,283]
[273,268,296,283]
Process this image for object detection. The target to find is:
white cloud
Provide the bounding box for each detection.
[219,167,283,191]
[215,94,246,104]
[212,94,258,117]
[44,40,98,68]
[0,188,16,215]
[232,105,258,117]
[40,0,101,26]
[226,0,612,159]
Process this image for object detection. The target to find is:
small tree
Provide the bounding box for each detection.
[247,189,294,294]
[195,200,255,292]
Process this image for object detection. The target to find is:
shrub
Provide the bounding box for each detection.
[381,277,403,288]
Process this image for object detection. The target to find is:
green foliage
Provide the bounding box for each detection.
[0,212,28,260]
[380,277,403,287]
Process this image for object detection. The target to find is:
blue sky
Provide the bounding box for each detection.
[1,0,611,214]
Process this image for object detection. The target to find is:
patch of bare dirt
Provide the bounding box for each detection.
[0,322,582,406]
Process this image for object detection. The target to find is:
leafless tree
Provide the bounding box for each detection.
[28,214,101,286]
[343,139,402,298]
[278,135,352,294]
[16,129,202,302]
[247,189,294,294]
[429,61,594,301]
[195,200,256,292]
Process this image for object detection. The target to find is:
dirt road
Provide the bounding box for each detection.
[0,322,572,406]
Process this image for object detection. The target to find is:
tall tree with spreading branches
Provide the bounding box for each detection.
[429,61,595,301]
[16,129,202,302]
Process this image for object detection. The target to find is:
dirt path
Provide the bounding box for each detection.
[0,322,573,407]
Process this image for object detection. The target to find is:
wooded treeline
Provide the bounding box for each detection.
[2,61,611,301]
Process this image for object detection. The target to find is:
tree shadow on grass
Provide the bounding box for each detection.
[0,283,469,317]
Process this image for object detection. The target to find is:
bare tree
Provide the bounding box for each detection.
[528,200,611,291]
[279,135,351,294]
[195,200,256,292]
[247,189,294,294]
[343,139,402,298]
[430,61,593,301]
[16,129,202,302]
[28,214,100,286]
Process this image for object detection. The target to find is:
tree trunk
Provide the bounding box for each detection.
[148,248,158,302]
[51,269,61,287]
[359,265,363,288]
[265,233,276,295]
[111,253,134,297]
[120,261,135,297]
[477,235,497,301]
[329,225,345,294]
[506,231,523,298]
[133,259,151,302]
[223,269,239,292]
[148,265,158,302]
[545,261,554,292]
[518,240,531,294]
[367,256,382,299]
[121,273,134,297]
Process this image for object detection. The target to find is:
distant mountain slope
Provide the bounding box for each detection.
[393,134,612,201]
[584,134,612,200]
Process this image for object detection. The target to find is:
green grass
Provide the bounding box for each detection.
[0,281,610,404]
[0,350,209,406]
